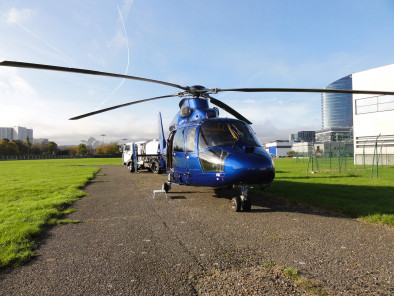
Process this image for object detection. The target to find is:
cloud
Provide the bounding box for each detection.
[242,99,256,104]
[0,67,36,100]
[6,8,35,24]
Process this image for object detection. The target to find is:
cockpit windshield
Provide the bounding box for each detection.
[198,121,261,150]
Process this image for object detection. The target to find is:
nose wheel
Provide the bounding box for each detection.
[231,185,252,212]
[231,196,241,212]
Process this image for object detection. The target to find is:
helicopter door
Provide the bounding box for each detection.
[167,131,175,169]
[172,128,187,175]
[185,127,200,175]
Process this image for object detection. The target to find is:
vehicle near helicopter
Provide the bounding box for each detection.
[2,60,394,212]
[122,139,164,174]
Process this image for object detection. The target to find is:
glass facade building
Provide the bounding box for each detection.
[321,75,353,129]
[315,127,353,142]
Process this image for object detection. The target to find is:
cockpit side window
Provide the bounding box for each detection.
[173,128,185,152]
[186,127,197,152]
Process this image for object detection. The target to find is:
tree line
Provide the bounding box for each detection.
[0,138,121,157]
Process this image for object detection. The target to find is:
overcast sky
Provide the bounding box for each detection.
[1,0,394,145]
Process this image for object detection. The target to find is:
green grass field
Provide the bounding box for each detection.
[264,158,394,225]
[1,157,393,269]
[0,158,119,268]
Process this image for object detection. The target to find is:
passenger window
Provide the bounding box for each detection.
[186,127,196,152]
[173,129,185,152]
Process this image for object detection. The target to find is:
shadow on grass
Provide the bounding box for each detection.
[265,180,393,224]
[213,181,393,225]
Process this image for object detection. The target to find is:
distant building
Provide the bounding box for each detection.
[0,127,14,140]
[297,131,315,142]
[315,127,353,142]
[322,75,353,129]
[13,126,33,141]
[289,131,315,143]
[87,137,96,146]
[292,141,353,158]
[291,142,311,156]
[265,140,292,158]
[289,133,299,142]
[0,126,33,142]
[33,138,49,145]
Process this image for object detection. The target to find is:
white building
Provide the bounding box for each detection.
[0,126,33,141]
[352,64,394,165]
[292,142,310,156]
[0,127,14,140]
[13,126,33,142]
[265,141,292,158]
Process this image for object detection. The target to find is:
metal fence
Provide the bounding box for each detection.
[292,140,392,178]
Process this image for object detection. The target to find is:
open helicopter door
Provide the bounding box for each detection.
[158,112,166,155]
[157,112,167,171]
[167,131,175,170]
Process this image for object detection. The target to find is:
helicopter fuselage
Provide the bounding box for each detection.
[166,116,275,188]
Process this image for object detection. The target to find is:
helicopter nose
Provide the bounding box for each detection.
[224,148,275,184]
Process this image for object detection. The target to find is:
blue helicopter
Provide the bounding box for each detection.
[2,61,394,211]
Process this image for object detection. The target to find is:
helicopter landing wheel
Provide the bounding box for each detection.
[231,196,241,212]
[241,199,251,212]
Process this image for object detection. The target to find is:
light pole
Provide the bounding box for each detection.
[100,134,106,145]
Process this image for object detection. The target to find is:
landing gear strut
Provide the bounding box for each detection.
[162,174,172,193]
[231,185,252,212]
[162,182,171,193]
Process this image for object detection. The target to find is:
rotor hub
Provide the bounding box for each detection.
[178,85,218,98]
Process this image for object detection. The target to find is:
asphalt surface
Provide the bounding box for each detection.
[0,165,393,295]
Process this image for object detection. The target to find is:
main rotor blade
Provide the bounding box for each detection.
[217,87,394,96]
[0,61,186,90]
[70,94,178,120]
[208,96,252,124]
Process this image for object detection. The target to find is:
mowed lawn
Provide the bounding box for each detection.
[264,158,394,226]
[0,158,119,268]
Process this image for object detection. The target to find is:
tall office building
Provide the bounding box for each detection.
[321,75,353,129]
[317,75,353,142]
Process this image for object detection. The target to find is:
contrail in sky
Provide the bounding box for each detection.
[8,15,76,65]
[96,4,131,110]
